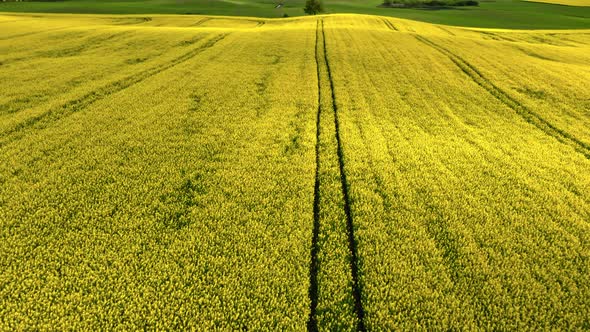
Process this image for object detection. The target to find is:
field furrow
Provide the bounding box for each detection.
[308,19,360,331]
[321,19,367,332]
[425,30,590,145]
[0,33,228,148]
[307,20,322,332]
[0,30,130,68]
[381,18,398,32]
[414,34,590,159]
[0,26,72,41]
[0,28,215,117]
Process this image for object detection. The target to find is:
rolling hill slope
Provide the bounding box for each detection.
[1,0,590,29]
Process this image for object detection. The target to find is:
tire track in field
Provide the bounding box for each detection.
[110,17,152,25]
[438,26,456,36]
[485,31,518,43]
[381,18,398,31]
[307,20,322,332]
[192,17,211,26]
[0,19,35,25]
[321,19,367,332]
[0,30,134,115]
[234,18,265,28]
[0,33,229,149]
[192,17,263,28]
[414,35,590,160]
[2,30,130,67]
[0,27,72,42]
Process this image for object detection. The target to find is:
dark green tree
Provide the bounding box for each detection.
[304,0,323,15]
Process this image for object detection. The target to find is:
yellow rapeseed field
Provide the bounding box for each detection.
[1,12,589,330]
[526,0,590,6]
